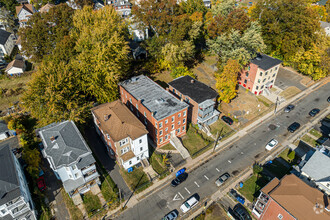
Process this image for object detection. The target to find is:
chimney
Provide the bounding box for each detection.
[191,79,195,83]
[50,136,55,142]
[104,114,110,121]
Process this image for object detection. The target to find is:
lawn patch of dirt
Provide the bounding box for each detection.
[279,86,301,100]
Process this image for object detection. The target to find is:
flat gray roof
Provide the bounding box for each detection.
[119,75,188,121]
[301,150,330,182]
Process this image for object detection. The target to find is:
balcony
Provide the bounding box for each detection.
[12,204,30,218]
[7,198,25,210]
[81,164,96,175]
[84,171,100,182]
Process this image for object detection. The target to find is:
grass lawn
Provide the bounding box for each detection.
[209,119,234,137]
[279,86,301,100]
[120,167,152,193]
[182,124,212,157]
[160,143,176,151]
[101,174,119,202]
[264,159,291,179]
[301,134,317,147]
[149,152,169,178]
[239,174,269,202]
[61,189,84,220]
[0,74,32,111]
[309,129,323,139]
[195,202,229,220]
[257,96,273,107]
[83,192,102,216]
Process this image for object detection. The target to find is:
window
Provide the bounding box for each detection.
[172,124,174,130]
[256,86,259,90]
[121,90,123,95]
[165,135,168,140]
[129,161,132,165]
[75,173,79,178]
[183,119,186,124]
[125,94,127,98]
[178,121,181,125]
[244,79,247,84]
[272,73,276,77]
[144,118,147,125]
[277,214,283,220]
[129,98,132,103]
[136,104,138,110]
[248,66,250,71]
[270,69,273,73]
[275,66,278,71]
[140,147,143,151]
[172,116,175,122]
[66,167,70,171]
[130,104,133,111]
[121,146,129,154]
[144,111,146,117]
[120,138,128,146]
[137,156,139,161]
[260,72,263,76]
[182,125,185,131]
[159,122,163,128]
[155,122,157,128]
[183,111,186,116]
[165,119,168,124]
[165,127,168,132]
[172,89,175,93]
[106,134,110,140]
[69,174,73,178]
[159,130,163,136]
[265,71,268,75]
[245,72,249,77]
[139,139,142,144]
[271,80,274,83]
[261,85,264,89]
[185,98,190,103]
[177,128,180,134]
[263,78,266,82]
[258,79,261,83]
[178,113,181,117]
[159,137,163,143]
[72,165,77,170]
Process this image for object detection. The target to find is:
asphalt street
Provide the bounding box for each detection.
[115,83,330,220]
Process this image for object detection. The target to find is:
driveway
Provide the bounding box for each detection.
[84,124,132,200]
[275,67,307,91]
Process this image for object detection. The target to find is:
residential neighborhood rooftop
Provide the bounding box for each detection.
[0,120,8,133]
[39,120,95,169]
[119,75,188,121]
[262,174,330,220]
[301,150,330,182]
[168,75,218,104]
[91,100,148,142]
[251,54,282,71]
[5,59,25,72]
[0,29,11,45]
[16,3,34,15]
[0,143,21,206]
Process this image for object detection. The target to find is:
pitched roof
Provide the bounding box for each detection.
[39,3,55,13]
[5,59,25,72]
[39,121,95,169]
[320,21,330,29]
[119,75,188,121]
[0,143,21,206]
[0,29,12,45]
[0,120,8,133]
[16,4,34,16]
[262,174,330,220]
[91,100,148,142]
[301,150,330,182]
[168,75,218,104]
[251,54,282,71]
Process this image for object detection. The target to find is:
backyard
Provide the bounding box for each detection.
[209,119,234,137]
[194,202,230,220]
[82,192,102,217]
[61,190,84,220]
[120,167,152,194]
[149,148,170,179]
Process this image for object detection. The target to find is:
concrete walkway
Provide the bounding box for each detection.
[104,76,329,219]
[170,136,191,160]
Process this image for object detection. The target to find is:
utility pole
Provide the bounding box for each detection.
[213,128,223,152]
[274,96,279,115]
[119,188,122,210]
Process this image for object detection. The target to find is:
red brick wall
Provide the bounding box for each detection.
[119,85,188,148]
[238,63,258,93]
[259,198,295,220]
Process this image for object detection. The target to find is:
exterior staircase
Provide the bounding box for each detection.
[170,136,190,160]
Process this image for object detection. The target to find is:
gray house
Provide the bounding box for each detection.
[0,143,37,220]
[39,120,100,197]
[168,75,219,128]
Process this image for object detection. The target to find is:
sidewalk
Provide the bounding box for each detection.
[105,76,329,219]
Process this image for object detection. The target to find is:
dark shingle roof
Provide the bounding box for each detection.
[0,120,8,133]
[0,143,21,206]
[168,75,218,104]
[251,54,282,71]
[39,121,95,169]
[0,29,11,45]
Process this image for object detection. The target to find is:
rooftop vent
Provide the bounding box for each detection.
[104,114,110,121]
[156,98,165,104]
[256,54,262,60]
[52,143,59,149]
[131,77,139,83]
[191,79,195,83]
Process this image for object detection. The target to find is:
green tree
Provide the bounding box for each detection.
[170,66,196,79]
[211,0,236,17]
[161,41,195,69]
[0,7,16,32]
[287,150,295,162]
[181,0,207,15]
[23,148,41,179]
[215,59,240,103]
[207,22,265,67]
[253,163,263,176]
[0,0,18,15]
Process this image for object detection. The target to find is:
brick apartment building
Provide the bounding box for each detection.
[252,174,330,220]
[168,75,219,127]
[119,75,189,148]
[238,54,282,95]
[91,100,149,170]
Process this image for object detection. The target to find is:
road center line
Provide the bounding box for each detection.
[204,175,209,180]
[178,192,184,199]
[216,168,220,172]
[194,181,200,187]
[184,187,191,194]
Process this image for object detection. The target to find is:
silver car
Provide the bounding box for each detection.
[215,173,230,187]
[162,210,178,220]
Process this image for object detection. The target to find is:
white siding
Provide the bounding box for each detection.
[6,67,24,75]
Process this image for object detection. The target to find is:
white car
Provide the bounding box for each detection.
[180,196,199,213]
[162,210,178,220]
[265,139,278,151]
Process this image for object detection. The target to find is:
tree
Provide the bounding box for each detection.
[23,148,41,179]
[170,66,196,79]
[251,0,320,60]
[0,0,18,15]
[0,7,16,32]
[181,0,207,15]
[161,41,195,68]
[287,150,295,162]
[211,0,236,17]
[207,22,265,67]
[19,3,74,63]
[253,163,263,176]
[215,59,240,103]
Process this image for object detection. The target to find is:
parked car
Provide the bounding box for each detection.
[288,122,300,133]
[215,173,230,187]
[233,204,252,220]
[309,108,320,117]
[12,147,22,155]
[180,195,199,213]
[327,96,330,102]
[37,176,46,192]
[171,172,188,187]
[222,116,233,125]
[284,104,295,113]
[265,139,278,151]
[162,210,178,220]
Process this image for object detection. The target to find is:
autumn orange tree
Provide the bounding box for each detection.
[215,59,240,103]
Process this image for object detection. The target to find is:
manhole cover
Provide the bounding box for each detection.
[269,124,277,130]
[157,199,167,208]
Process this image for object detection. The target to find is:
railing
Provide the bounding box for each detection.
[81,164,96,175]
[7,199,25,210]
[12,204,29,218]
[84,171,100,182]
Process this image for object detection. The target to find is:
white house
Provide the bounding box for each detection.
[0,120,10,141]
[39,120,101,197]
[16,4,36,27]
[91,100,149,170]
[320,21,330,36]
[5,59,25,76]
[0,29,15,64]
[0,143,37,220]
[108,0,131,17]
